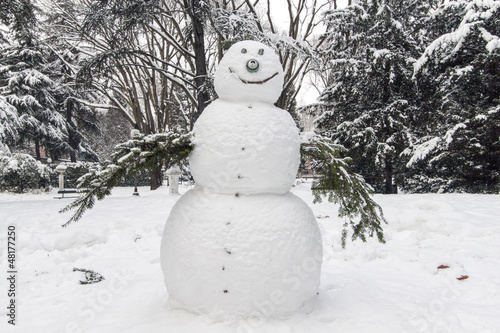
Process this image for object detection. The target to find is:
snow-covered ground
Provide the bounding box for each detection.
[1,182,499,333]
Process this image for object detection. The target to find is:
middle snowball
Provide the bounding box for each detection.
[189,99,301,195]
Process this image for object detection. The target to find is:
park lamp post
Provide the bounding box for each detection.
[55,163,67,192]
[166,165,182,195]
[131,129,141,196]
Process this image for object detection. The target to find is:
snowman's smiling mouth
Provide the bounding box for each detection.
[229,68,279,85]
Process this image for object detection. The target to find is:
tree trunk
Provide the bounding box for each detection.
[185,0,210,125]
[66,99,78,162]
[385,161,394,194]
[150,165,163,191]
[35,140,41,160]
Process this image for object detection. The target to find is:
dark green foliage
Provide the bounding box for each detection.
[317,0,421,194]
[60,131,193,226]
[403,106,500,193]
[0,0,38,46]
[406,1,500,193]
[316,0,499,194]
[0,0,100,162]
[301,135,386,247]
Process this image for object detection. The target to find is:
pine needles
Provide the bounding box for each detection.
[301,134,387,247]
[60,131,193,226]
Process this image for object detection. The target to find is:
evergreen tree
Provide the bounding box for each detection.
[407,0,500,193]
[0,0,100,162]
[0,0,68,159]
[315,0,423,193]
[0,151,52,192]
[42,16,100,162]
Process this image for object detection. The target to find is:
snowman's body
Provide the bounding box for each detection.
[189,99,299,195]
[161,41,322,317]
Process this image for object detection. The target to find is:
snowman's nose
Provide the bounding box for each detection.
[246,59,259,72]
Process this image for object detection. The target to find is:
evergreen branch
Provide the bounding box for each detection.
[301,134,387,247]
[60,131,193,227]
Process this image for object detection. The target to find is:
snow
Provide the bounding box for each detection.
[480,27,500,52]
[0,96,20,142]
[372,48,391,60]
[405,137,441,168]
[414,23,473,73]
[7,94,42,109]
[455,65,473,76]
[444,123,467,144]
[1,184,500,332]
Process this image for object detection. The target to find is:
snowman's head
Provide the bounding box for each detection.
[214,40,284,104]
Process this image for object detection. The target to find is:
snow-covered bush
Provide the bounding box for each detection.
[0,152,53,193]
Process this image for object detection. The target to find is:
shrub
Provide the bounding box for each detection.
[0,153,53,193]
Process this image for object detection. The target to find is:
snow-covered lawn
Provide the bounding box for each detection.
[1,182,499,333]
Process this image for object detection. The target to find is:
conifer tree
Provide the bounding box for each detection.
[407,0,500,193]
[0,0,68,159]
[315,0,423,193]
[0,0,100,162]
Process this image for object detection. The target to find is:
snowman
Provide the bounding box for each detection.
[160,40,322,318]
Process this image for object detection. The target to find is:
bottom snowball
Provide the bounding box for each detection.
[160,188,323,318]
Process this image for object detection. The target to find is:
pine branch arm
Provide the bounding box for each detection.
[60,132,193,226]
[300,134,387,247]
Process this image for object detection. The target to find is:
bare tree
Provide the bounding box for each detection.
[47,0,210,188]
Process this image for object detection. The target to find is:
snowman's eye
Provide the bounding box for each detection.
[241,48,247,54]
[258,48,264,55]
